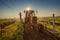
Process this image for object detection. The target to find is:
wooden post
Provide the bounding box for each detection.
[19,12,22,23]
[53,13,55,33]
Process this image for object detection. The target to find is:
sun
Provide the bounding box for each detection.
[27,7,30,10]
[26,6,31,10]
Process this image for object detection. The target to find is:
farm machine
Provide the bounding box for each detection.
[19,9,44,40]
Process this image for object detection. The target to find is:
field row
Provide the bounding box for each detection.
[38,19,60,37]
[0,19,22,40]
[0,19,16,29]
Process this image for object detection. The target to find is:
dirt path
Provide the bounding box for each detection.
[23,24,58,40]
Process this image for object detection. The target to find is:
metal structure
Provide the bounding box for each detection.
[18,10,58,40]
[24,10,36,24]
[23,9,38,40]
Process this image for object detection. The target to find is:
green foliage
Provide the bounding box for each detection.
[38,17,60,37]
[0,19,15,24]
[13,23,24,40]
[0,19,24,40]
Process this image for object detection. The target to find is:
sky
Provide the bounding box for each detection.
[0,0,60,19]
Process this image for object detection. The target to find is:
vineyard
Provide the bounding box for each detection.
[0,19,24,40]
[38,17,60,37]
[0,17,60,40]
